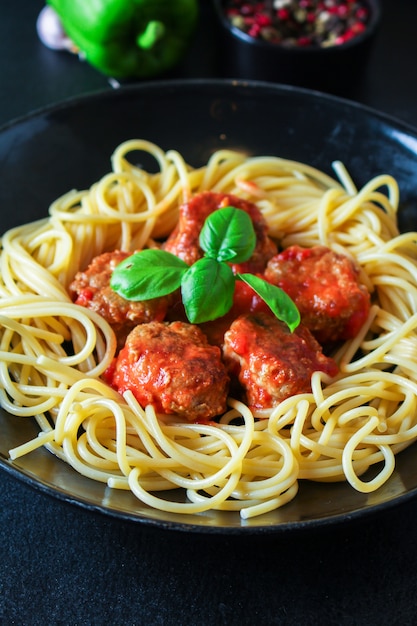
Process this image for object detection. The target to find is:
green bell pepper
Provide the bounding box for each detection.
[46,0,199,79]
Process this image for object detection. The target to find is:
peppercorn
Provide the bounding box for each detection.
[223,0,371,47]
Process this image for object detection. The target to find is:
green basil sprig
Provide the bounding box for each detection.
[110,206,300,330]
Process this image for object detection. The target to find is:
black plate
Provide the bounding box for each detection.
[1,79,417,534]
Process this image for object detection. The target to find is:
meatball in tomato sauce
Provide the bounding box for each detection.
[199,278,274,347]
[164,191,277,272]
[223,313,338,412]
[111,321,230,421]
[265,245,370,344]
[69,251,170,346]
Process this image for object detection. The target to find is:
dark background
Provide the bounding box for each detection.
[1,1,417,624]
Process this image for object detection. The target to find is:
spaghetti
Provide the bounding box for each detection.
[2,139,417,519]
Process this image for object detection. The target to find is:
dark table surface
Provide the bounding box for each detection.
[2,1,417,624]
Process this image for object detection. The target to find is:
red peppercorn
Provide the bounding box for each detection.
[356,7,369,20]
[256,13,272,27]
[277,8,290,21]
[240,3,255,16]
[248,23,262,37]
[351,21,366,34]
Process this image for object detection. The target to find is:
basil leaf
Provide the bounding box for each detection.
[181,257,235,324]
[199,207,257,263]
[238,273,300,332]
[110,249,188,300]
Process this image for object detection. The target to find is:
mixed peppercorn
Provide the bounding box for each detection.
[223,0,371,47]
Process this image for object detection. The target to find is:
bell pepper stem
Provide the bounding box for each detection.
[137,21,166,50]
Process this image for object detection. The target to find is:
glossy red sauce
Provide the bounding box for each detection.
[111,321,229,421]
[70,193,375,418]
[164,191,277,272]
[265,245,370,343]
[224,312,339,410]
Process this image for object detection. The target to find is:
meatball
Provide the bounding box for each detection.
[199,278,273,347]
[164,191,277,272]
[69,250,169,346]
[264,245,370,343]
[111,321,230,421]
[223,313,338,411]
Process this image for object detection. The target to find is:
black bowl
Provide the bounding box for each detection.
[213,0,381,94]
[1,79,417,534]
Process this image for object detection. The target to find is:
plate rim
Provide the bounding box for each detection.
[2,77,417,139]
